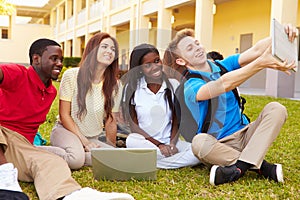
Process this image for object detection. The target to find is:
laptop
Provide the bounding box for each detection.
[91,148,157,181]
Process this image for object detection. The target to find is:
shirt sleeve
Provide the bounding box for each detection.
[59,68,77,102]
[0,64,23,90]
[184,78,206,103]
[218,54,241,72]
[112,81,123,112]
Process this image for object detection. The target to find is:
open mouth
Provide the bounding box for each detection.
[53,67,61,75]
[195,52,204,57]
[104,55,112,60]
[152,70,162,77]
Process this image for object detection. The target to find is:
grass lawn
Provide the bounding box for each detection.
[21,82,300,199]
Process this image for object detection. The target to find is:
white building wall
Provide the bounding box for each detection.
[0,24,52,64]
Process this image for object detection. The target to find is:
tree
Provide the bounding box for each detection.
[0,0,15,15]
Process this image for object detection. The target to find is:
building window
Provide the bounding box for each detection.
[80,36,85,55]
[81,0,86,10]
[1,28,8,39]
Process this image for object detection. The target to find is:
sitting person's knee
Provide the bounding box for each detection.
[267,102,287,119]
[191,134,216,159]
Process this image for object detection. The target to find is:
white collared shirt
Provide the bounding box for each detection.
[132,77,179,144]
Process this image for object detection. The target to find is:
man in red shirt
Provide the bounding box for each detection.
[0,39,133,200]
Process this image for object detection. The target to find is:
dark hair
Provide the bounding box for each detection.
[29,38,61,65]
[129,43,160,70]
[122,43,174,122]
[77,32,119,120]
[207,51,224,61]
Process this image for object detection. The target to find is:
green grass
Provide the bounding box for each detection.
[21,82,300,199]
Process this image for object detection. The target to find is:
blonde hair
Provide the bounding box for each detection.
[163,28,195,76]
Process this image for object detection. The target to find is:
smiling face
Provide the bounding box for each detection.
[96,37,116,67]
[37,45,63,83]
[141,52,163,83]
[176,36,207,68]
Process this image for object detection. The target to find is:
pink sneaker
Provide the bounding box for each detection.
[63,187,134,200]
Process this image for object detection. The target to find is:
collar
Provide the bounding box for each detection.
[187,61,222,81]
[139,76,167,93]
[208,60,222,73]
[28,66,55,93]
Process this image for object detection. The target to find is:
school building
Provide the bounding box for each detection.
[0,0,299,98]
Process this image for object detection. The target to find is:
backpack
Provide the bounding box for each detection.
[174,62,249,142]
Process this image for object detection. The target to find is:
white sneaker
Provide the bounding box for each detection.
[0,163,22,192]
[63,187,134,200]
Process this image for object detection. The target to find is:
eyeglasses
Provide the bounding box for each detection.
[49,56,63,64]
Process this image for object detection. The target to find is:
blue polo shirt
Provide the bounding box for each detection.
[184,54,249,140]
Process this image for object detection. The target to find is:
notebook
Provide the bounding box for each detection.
[271,18,298,71]
[91,148,157,181]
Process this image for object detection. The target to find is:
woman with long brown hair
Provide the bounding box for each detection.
[48,32,122,169]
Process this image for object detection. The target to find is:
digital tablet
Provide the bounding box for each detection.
[271,18,298,71]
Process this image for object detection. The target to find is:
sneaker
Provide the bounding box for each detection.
[210,165,242,186]
[0,163,22,192]
[258,161,284,183]
[63,187,134,200]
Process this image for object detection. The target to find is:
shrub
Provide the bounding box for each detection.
[57,57,81,81]
[58,66,71,81]
[63,57,81,67]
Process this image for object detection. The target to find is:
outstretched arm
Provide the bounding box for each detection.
[238,37,271,67]
[196,24,298,101]
[239,24,298,67]
[196,44,296,101]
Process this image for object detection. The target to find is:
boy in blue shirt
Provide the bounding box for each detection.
[163,25,298,185]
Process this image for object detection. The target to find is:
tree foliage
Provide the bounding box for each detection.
[0,0,15,15]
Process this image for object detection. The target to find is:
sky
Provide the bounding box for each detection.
[7,0,49,7]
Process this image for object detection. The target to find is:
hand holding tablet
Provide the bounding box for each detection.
[271,18,299,72]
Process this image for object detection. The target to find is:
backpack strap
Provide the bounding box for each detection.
[181,70,222,135]
[215,62,249,122]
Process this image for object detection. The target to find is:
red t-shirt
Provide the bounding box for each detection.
[0,64,57,143]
